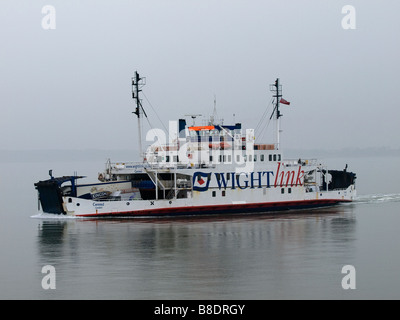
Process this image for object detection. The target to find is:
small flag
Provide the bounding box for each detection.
[280,98,290,105]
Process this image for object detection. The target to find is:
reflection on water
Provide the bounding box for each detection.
[35,206,357,299]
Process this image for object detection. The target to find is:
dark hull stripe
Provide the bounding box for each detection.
[76,199,351,217]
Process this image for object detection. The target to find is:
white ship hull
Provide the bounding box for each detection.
[37,161,356,217]
[63,185,355,218]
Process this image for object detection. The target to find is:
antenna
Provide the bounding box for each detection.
[269,78,283,150]
[185,114,202,126]
[210,94,218,125]
[132,71,147,161]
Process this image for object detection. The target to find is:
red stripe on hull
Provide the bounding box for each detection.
[76,199,351,217]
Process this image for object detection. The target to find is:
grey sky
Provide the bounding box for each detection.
[1,0,399,154]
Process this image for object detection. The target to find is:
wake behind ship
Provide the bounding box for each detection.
[34,73,356,217]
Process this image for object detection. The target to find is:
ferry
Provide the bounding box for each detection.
[34,72,356,217]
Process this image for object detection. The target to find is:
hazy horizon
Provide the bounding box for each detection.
[1,1,399,153]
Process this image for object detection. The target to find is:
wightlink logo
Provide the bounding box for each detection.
[193,163,304,192]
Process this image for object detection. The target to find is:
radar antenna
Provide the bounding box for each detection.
[185,114,202,126]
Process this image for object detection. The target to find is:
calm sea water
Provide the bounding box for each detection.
[1,155,400,299]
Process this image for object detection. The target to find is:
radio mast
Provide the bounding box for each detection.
[132,71,147,161]
[269,78,283,150]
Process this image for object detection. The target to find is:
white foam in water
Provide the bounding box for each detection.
[30,212,82,219]
[356,193,400,204]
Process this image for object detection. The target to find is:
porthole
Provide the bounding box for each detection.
[126,202,130,206]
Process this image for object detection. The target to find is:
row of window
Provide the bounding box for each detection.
[212,190,227,197]
[211,187,293,197]
[162,153,282,163]
[211,153,282,163]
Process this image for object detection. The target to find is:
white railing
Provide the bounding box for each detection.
[282,158,319,166]
[108,161,217,172]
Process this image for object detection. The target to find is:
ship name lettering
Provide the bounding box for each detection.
[274,163,304,187]
[194,164,304,192]
[215,171,274,190]
[92,202,104,207]
[213,166,303,190]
